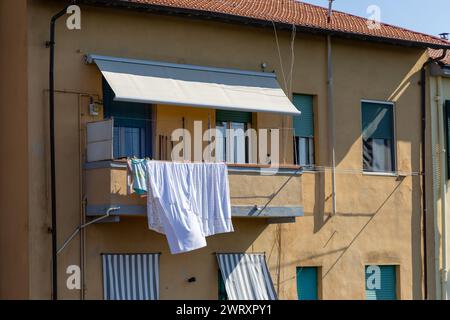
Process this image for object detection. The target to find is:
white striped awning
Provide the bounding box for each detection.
[217,253,277,300]
[86,54,300,115]
[102,253,160,300]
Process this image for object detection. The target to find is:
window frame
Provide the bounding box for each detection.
[296,266,321,300]
[215,113,252,164]
[293,136,315,169]
[292,94,316,169]
[360,99,397,175]
[364,264,399,300]
[103,78,153,159]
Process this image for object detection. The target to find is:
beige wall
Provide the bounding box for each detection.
[0,0,30,299]
[23,0,428,299]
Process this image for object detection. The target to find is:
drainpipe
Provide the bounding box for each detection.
[327,34,337,216]
[326,0,337,216]
[46,1,75,300]
[421,49,448,300]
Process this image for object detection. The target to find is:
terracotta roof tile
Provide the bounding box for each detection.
[115,0,450,48]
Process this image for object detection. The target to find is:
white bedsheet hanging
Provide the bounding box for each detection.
[145,161,234,254]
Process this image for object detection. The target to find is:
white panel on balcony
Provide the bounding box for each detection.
[86,54,301,115]
[87,119,114,162]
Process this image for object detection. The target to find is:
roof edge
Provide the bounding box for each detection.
[77,0,450,50]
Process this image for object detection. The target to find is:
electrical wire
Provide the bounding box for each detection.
[288,24,297,95]
[272,21,288,93]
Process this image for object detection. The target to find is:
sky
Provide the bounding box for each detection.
[299,0,450,38]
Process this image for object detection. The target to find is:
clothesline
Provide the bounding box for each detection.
[127,159,420,177]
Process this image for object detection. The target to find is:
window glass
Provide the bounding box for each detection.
[215,110,251,164]
[293,94,315,167]
[361,102,395,173]
[230,122,246,164]
[294,136,315,168]
[215,122,227,163]
[103,78,152,159]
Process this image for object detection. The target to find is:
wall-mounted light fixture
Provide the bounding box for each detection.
[261,62,268,72]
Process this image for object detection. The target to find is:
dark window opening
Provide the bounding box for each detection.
[103,78,153,159]
[361,101,395,173]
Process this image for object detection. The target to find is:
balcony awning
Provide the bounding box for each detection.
[102,253,160,300]
[86,54,300,115]
[217,253,277,300]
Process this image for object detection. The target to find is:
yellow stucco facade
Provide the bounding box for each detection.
[0,0,30,300]
[0,0,440,300]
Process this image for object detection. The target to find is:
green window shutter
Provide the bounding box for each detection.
[365,265,397,300]
[361,101,394,140]
[216,110,252,123]
[296,267,318,300]
[218,270,228,300]
[293,94,314,138]
[446,101,450,180]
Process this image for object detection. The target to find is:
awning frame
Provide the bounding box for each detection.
[86,54,301,115]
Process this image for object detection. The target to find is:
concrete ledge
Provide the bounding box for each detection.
[86,204,304,218]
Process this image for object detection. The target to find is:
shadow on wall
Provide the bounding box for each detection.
[321,177,406,280]
[85,216,270,299]
[308,49,425,298]
[286,177,406,275]
[313,171,330,233]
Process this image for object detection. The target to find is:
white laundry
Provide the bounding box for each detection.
[146,161,234,254]
[190,163,233,236]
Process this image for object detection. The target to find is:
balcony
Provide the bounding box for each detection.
[84,161,304,223]
[83,55,304,224]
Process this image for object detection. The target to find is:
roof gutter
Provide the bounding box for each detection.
[77,0,450,50]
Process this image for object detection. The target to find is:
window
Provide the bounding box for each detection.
[215,110,252,164]
[445,101,450,179]
[103,78,152,159]
[361,101,395,173]
[365,265,397,300]
[218,270,228,300]
[293,94,315,168]
[296,267,319,300]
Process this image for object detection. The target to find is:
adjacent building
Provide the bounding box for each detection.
[427,49,450,300]
[1,0,450,300]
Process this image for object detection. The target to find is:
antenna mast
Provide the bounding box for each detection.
[327,0,335,23]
